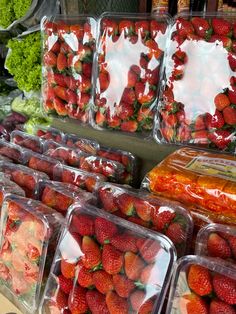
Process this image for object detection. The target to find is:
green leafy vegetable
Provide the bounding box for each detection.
[0,0,32,28]
[24,116,52,135]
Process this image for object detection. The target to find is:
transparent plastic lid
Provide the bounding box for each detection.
[64,133,100,154]
[11,130,44,154]
[32,125,65,143]
[0,140,27,164]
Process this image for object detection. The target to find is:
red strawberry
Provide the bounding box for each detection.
[70,24,84,40]
[106,291,129,314]
[228,236,236,259]
[214,93,230,111]
[213,274,236,305]
[135,82,155,105]
[57,53,67,72]
[54,97,67,116]
[113,274,135,298]
[110,233,138,253]
[130,290,154,313]
[80,76,91,93]
[68,286,88,314]
[117,194,135,216]
[124,252,145,280]
[228,52,236,71]
[86,290,109,314]
[179,293,208,314]
[107,115,121,128]
[57,22,70,40]
[151,208,175,230]
[102,244,123,275]
[94,217,118,244]
[58,275,73,294]
[67,89,77,104]
[212,18,232,36]
[54,86,68,102]
[96,111,106,126]
[82,236,101,269]
[191,17,212,39]
[82,62,92,78]
[48,289,68,312]
[121,121,138,132]
[228,86,236,103]
[77,263,93,288]
[122,88,136,105]
[135,20,149,37]
[77,93,90,110]
[128,216,150,228]
[188,264,212,296]
[208,130,231,149]
[134,198,152,222]
[194,115,206,131]
[64,76,78,91]
[127,70,138,88]
[150,20,167,38]
[93,270,114,294]
[119,20,134,36]
[140,263,160,285]
[53,73,67,87]
[71,215,94,236]
[98,188,118,213]
[117,102,134,120]
[136,238,161,263]
[101,19,118,36]
[74,59,82,74]
[176,18,194,38]
[61,259,77,279]
[210,35,232,50]
[223,106,236,125]
[209,299,236,314]
[44,21,57,35]
[166,222,185,244]
[207,233,232,259]
[44,51,57,67]
[145,39,163,60]
[99,72,110,92]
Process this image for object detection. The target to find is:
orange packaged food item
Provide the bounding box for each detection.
[142,147,236,220]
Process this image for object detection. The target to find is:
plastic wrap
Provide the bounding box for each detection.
[64,133,100,154]
[0,174,25,206]
[0,139,27,163]
[11,130,44,153]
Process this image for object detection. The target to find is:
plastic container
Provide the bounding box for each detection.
[11,130,44,153]
[195,223,236,265]
[41,15,97,123]
[0,195,63,314]
[97,182,193,256]
[92,13,170,135]
[38,180,97,215]
[142,147,236,220]
[154,13,236,152]
[0,175,25,206]
[0,155,13,163]
[0,140,27,163]
[54,163,106,192]
[40,202,176,314]
[0,161,49,199]
[26,151,62,179]
[97,146,139,185]
[64,133,100,154]
[166,255,236,313]
[32,125,65,143]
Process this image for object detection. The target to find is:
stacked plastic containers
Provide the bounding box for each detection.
[64,133,100,154]
[0,173,25,207]
[0,140,27,163]
[11,130,45,154]
[40,202,176,314]
[32,125,65,143]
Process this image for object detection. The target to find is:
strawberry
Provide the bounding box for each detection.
[96,111,106,126]
[207,232,232,259]
[138,299,154,314]
[61,259,77,279]
[53,73,67,87]
[82,62,92,78]
[94,217,118,244]
[44,51,57,67]
[187,264,212,296]
[136,238,161,263]
[106,291,129,314]
[82,236,101,269]
[68,286,88,314]
[228,52,236,71]
[143,68,159,85]
[228,86,236,103]
[128,216,150,228]
[99,72,110,92]
[107,115,121,129]
[121,121,138,132]
[172,50,188,65]
[166,222,185,244]
[127,69,138,88]
[70,24,84,40]
[212,18,232,36]
[117,102,134,120]
[80,75,91,93]
[93,270,114,294]
[67,90,77,104]
[176,18,194,38]
[134,198,152,222]
[71,214,94,236]
[213,274,236,305]
[58,275,73,294]
[223,106,236,125]
[77,263,93,288]
[64,76,78,91]
[140,55,148,69]
[102,244,123,275]
[110,233,138,253]
[179,293,208,314]
[194,115,206,131]
[150,20,167,38]
[77,45,92,62]
[135,20,149,38]
[191,17,212,39]
[121,88,136,104]
[48,289,68,312]
[124,252,145,280]
[99,188,118,212]
[74,59,82,74]
[117,194,135,216]
[151,208,175,230]
[208,130,231,149]
[130,290,152,312]
[210,35,232,50]
[113,274,135,298]
[57,22,70,40]
[135,82,155,105]
[54,86,68,102]
[119,20,134,36]
[54,97,67,116]
[101,19,118,36]
[214,93,230,111]
[140,263,160,286]
[228,236,236,259]
[57,53,67,72]
[44,21,57,35]
[77,93,90,110]
[86,290,109,314]
[145,39,163,60]
[209,299,236,314]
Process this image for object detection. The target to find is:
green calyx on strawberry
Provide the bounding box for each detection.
[191,17,213,40]
[117,193,135,216]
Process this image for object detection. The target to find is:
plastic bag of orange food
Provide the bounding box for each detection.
[142,147,236,222]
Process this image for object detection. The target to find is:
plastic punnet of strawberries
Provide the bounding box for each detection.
[40,202,176,314]
[34,125,65,143]
[42,16,96,122]
[0,174,25,206]
[0,139,25,163]
[156,15,236,151]
[65,133,100,154]
[93,14,169,134]
[166,255,236,314]
[11,130,44,154]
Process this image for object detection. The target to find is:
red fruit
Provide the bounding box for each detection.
[82,62,92,78]
[130,290,152,312]
[145,39,163,60]
[122,88,136,105]
[77,264,93,288]
[61,259,77,279]
[57,22,70,40]
[223,106,236,125]
[71,214,94,236]
[49,289,68,312]
[79,76,91,93]
[58,275,73,294]
[96,111,106,126]
[86,290,109,314]
[228,236,236,259]
[136,238,161,263]
[98,188,118,212]
[53,73,67,87]
[44,21,57,35]
[135,20,149,38]
[140,263,160,285]
[102,244,123,275]
[94,217,118,244]
[176,18,194,38]
[151,208,175,230]
[68,286,88,314]
[228,52,236,71]
[110,233,137,253]
[101,19,118,36]
[117,194,135,216]
[54,86,68,102]
[119,20,134,36]
[179,293,208,314]
[93,270,114,294]
[166,222,185,244]
[214,93,230,111]
[81,236,101,269]
[57,53,67,72]
[191,17,212,38]
[207,233,232,259]
[106,291,129,314]
[208,130,231,149]
[64,76,78,91]
[99,72,110,92]
[127,70,138,88]
[187,264,212,296]
[121,121,138,133]
[212,18,232,36]
[77,93,90,110]
[124,252,145,280]
[128,216,150,228]
[113,274,135,298]
[70,24,84,40]
[150,20,167,38]
[210,35,232,50]
[107,115,121,129]
[135,82,155,105]
[133,198,152,222]
[213,274,236,305]
[54,97,67,116]
[117,102,134,120]
[209,299,236,314]
[228,86,236,103]
[194,115,206,131]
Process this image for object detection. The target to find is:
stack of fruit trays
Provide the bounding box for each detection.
[64,133,100,154]
[0,195,63,314]
[11,130,45,154]
[0,173,25,206]
[40,202,176,314]
[32,125,65,143]
[0,140,27,163]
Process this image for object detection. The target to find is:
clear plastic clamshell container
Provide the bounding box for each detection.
[0,173,25,207]
[40,202,176,314]
[154,13,236,152]
[41,15,97,123]
[32,125,65,143]
[11,130,44,154]
[64,133,100,154]
[0,195,63,314]
[0,140,27,164]
[166,255,236,314]
[92,13,170,135]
